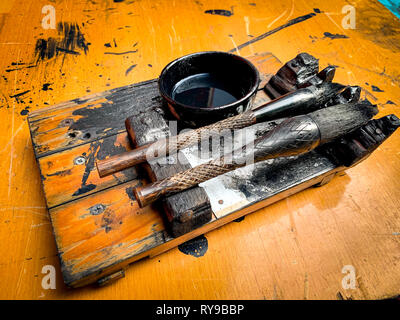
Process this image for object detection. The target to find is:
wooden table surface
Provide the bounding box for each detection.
[0,0,399,300]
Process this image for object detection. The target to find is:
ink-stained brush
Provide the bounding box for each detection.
[96,82,345,177]
[132,102,378,207]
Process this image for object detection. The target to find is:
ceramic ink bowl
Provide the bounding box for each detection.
[158,51,260,127]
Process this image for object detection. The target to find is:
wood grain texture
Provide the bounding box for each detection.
[38,132,138,208]
[29,80,160,157]
[49,180,165,287]
[0,0,399,299]
[28,50,282,286]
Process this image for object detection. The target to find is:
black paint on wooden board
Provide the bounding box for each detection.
[71,135,131,198]
[104,50,138,55]
[234,216,245,222]
[29,79,160,158]
[28,71,399,287]
[20,108,30,116]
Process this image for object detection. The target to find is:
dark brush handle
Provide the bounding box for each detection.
[133,102,377,207]
[96,82,344,177]
[133,115,321,207]
[96,111,256,177]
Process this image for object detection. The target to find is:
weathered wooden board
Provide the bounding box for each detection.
[28,80,160,158]
[38,133,137,208]
[27,53,290,286]
[49,149,346,287]
[28,52,396,289]
[28,80,164,208]
[2,0,399,300]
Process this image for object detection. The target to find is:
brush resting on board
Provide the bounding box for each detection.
[133,102,378,207]
[96,82,345,177]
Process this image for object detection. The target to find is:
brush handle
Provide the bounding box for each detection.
[133,115,321,207]
[96,83,344,177]
[96,111,257,177]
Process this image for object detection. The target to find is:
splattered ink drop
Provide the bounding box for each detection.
[178,235,208,257]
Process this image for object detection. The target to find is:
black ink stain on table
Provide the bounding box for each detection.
[104,50,138,55]
[10,90,30,104]
[35,22,90,62]
[204,8,234,17]
[42,83,53,91]
[5,64,37,73]
[125,64,137,76]
[46,169,72,177]
[323,32,349,40]
[371,85,384,92]
[20,108,30,116]
[10,90,30,99]
[178,235,208,257]
[73,183,96,196]
[228,12,319,53]
[234,216,245,223]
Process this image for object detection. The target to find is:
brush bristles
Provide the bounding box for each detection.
[308,102,378,143]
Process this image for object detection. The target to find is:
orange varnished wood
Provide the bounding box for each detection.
[29,98,111,156]
[49,180,162,286]
[28,80,159,157]
[39,132,136,208]
[32,53,279,287]
[0,0,399,299]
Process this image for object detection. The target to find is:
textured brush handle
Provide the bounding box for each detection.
[133,159,236,207]
[133,115,321,207]
[97,111,256,177]
[133,102,377,207]
[146,110,257,157]
[97,82,345,177]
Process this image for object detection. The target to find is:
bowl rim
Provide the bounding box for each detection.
[158,51,260,111]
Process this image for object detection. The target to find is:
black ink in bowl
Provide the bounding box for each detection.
[159,51,260,127]
[172,73,239,108]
